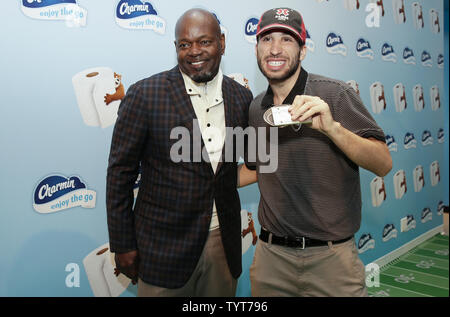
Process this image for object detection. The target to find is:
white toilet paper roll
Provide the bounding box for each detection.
[83,243,131,297]
[72,67,117,128]
[93,79,120,128]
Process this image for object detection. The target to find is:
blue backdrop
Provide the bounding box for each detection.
[0,0,447,297]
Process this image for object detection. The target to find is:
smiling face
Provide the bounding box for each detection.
[256,31,306,84]
[175,9,225,83]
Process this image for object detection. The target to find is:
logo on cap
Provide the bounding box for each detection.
[275,8,290,21]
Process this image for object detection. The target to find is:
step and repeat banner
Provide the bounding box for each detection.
[0,0,446,297]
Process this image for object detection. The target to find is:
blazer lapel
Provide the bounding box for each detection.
[216,77,234,173]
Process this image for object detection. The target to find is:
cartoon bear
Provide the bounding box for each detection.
[104,73,125,105]
[242,212,258,245]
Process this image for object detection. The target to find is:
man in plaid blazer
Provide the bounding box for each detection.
[106,9,255,296]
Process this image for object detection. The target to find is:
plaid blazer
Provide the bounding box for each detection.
[106,66,253,288]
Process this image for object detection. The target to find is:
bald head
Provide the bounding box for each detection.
[175,9,221,41]
[174,8,225,83]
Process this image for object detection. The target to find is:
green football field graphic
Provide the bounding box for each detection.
[368,234,449,297]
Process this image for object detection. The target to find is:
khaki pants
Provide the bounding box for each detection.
[138,228,237,297]
[250,237,368,297]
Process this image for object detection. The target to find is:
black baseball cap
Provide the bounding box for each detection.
[256,8,307,45]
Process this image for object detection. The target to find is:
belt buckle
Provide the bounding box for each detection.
[295,236,306,249]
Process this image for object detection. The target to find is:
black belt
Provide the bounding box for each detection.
[259,228,353,249]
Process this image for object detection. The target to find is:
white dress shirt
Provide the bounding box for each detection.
[181,69,225,231]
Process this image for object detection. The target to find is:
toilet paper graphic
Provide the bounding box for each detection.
[382,224,397,242]
[33,175,96,214]
[370,0,385,16]
[404,132,417,149]
[430,161,440,187]
[437,54,444,69]
[393,170,407,200]
[370,176,386,207]
[346,80,360,96]
[83,243,131,297]
[437,128,445,144]
[244,17,258,44]
[326,33,347,56]
[370,82,386,114]
[421,130,433,146]
[413,165,425,192]
[228,73,250,90]
[421,208,432,223]
[241,210,258,255]
[115,0,166,33]
[412,84,425,112]
[393,83,406,113]
[21,0,87,27]
[392,0,406,24]
[429,9,440,33]
[343,0,360,11]
[412,2,424,30]
[430,86,440,111]
[403,47,416,65]
[385,135,397,152]
[356,38,374,60]
[72,67,125,128]
[305,30,315,52]
[381,43,397,63]
[421,51,432,68]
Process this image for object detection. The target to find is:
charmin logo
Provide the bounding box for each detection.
[21,0,87,27]
[437,128,445,144]
[404,132,417,149]
[437,201,445,215]
[358,233,375,254]
[356,38,374,60]
[405,215,416,231]
[115,0,165,33]
[421,51,432,67]
[326,33,347,56]
[422,130,433,146]
[244,17,259,44]
[33,175,96,214]
[437,54,444,69]
[382,224,398,242]
[381,43,396,63]
[386,135,397,152]
[421,207,432,223]
[403,47,416,65]
[305,30,315,52]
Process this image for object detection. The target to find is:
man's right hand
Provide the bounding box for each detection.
[114,250,139,285]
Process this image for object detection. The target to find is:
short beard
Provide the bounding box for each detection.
[257,51,301,84]
[189,71,216,83]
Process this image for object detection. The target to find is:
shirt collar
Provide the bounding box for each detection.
[180,68,223,99]
[261,67,308,109]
